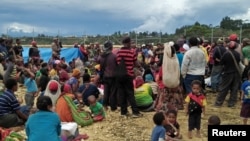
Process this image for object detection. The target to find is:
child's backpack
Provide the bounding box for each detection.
[63,95,93,127]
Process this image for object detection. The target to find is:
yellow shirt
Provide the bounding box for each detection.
[200,46,209,63]
[185,94,207,107]
[49,69,57,78]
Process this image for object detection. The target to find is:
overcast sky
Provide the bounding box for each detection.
[1,0,249,36]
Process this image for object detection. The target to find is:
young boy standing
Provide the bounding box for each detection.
[24,68,38,110]
[185,80,207,139]
[240,71,250,125]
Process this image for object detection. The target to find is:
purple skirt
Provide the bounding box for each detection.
[240,103,250,118]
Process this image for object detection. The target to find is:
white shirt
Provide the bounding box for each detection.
[181,46,206,77]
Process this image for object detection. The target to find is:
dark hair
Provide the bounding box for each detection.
[0,38,5,44]
[53,63,57,69]
[7,55,15,62]
[122,36,131,44]
[36,96,52,111]
[41,62,48,68]
[61,84,65,92]
[84,69,88,74]
[189,37,199,46]
[191,80,202,87]
[0,56,5,62]
[197,37,203,45]
[170,46,176,57]
[153,112,165,126]
[83,73,91,82]
[247,70,250,77]
[208,115,221,125]
[173,43,180,52]
[24,62,30,68]
[16,38,20,42]
[4,78,17,90]
[166,109,177,117]
[60,63,67,69]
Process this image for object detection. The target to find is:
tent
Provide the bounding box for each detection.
[22,47,84,63]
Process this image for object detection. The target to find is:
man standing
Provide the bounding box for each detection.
[210,38,227,92]
[99,41,118,111]
[241,38,250,81]
[181,37,206,94]
[0,38,8,59]
[14,38,23,59]
[116,36,142,117]
[214,41,241,107]
[51,38,60,55]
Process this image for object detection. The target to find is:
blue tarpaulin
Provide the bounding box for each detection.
[22,47,84,63]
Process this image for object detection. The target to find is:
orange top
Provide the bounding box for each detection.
[55,93,75,122]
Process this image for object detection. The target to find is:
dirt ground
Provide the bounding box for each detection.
[15,86,242,141]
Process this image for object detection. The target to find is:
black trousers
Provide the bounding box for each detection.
[188,112,201,131]
[117,77,140,115]
[103,77,118,110]
[215,72,240,106]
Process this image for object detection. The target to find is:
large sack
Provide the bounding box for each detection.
[162,43,180,88]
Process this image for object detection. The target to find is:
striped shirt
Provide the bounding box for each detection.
[116,47,137,77]
[0,90,21,116]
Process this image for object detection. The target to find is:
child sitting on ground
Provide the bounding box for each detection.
[151,112,166,141]
[164,110,182,140]
[88,95,105,122]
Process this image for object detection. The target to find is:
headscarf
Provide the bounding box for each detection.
[135,76,144,88]
[44,80,61,106]
[145,74,154,82]
[74,58,84,76]
[63,84,72,94]
[72,68,81,77]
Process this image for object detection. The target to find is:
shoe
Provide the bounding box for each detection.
[132,113,143,118]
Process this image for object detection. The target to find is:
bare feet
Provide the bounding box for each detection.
[196,130,201,138]
[188,131,192,139]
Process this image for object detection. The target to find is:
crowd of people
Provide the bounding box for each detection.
[0,33,250,140]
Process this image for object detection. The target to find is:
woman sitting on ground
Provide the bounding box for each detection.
[67,68,81,94]
[55,84,75,122]
[25,96,61,141]
[77,73,100,107]
[44,80,61,107]
[56,83,94,127]
[134,76,155,112]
